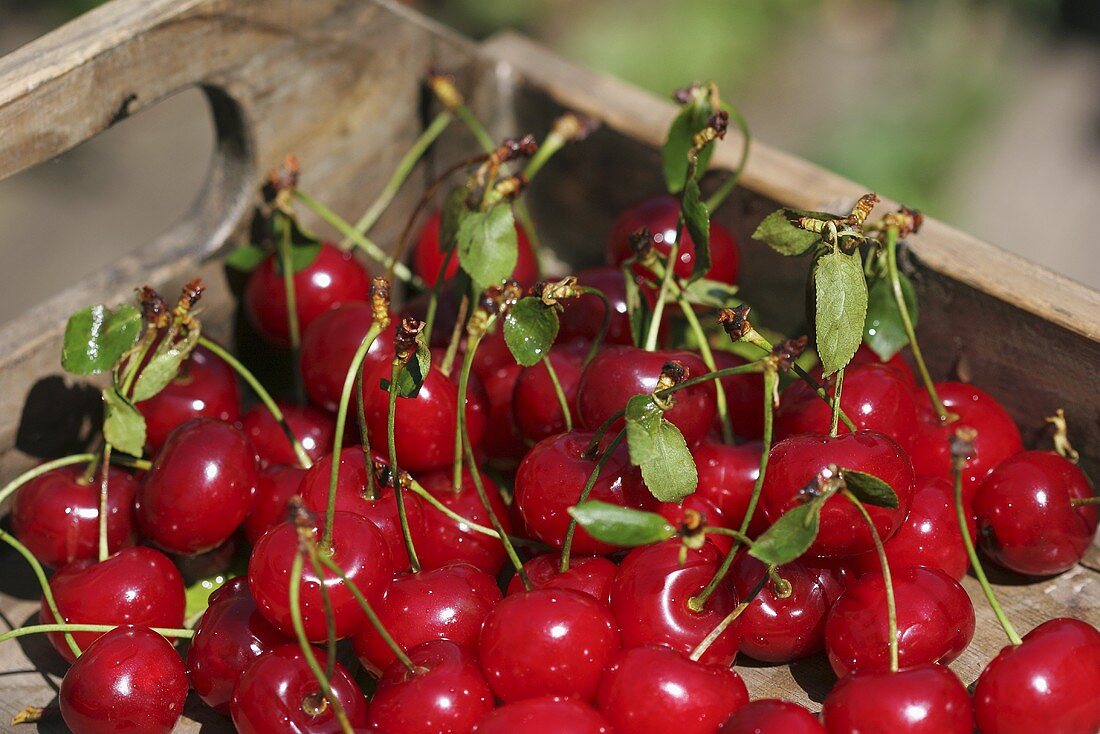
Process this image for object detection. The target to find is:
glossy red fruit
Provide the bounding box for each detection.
[43,546,185,663]
[231,644,369,734]
[244,464,306,544]
[240,401,334,468]
[973,617,1100,734]
[480,360,527,462]
[299,302,396,411]
[248,511,390,641]
[135,344,240,451]
[816,344,917,392]
[729,552,842,663]
[136,418,259,554]
[186,578,290,712]
[244,242,372,349]
[577,347,717,447]
[12,464,137,568]
[353,562,502,675]
[720,699,825,733]
[908,381,1022,489]
[479,588,620,703]
[513,345,585,443]
[657,494,730,549]
[693,439,765,535]
[557,267,634,346]
[515,431,654,554]
[505,554,618,603]
[473,696,613,733]
[368,639,494,734]
[414,210,539,286]
[608,194,741,285]
[973,450,1099,576]
[760,431,914,558]
[410,467,513,575]
[825,566,974,676]
[60,626,188,734]
[609,538,740,666]
[712,351,766,440]
[822,664,973,733]
[598,644,749,734]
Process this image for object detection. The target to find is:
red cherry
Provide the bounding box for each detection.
[597,644,749,734]
[816,344,917,392]
[760,431,914,558]
[240,401,334,468]
[231,644,369,733]
[822,664,973,733]
[692,439,765,535]
[515,431,654,554]
[411,467,513,575]
[513,345,585,444]
[825,566,974,676]
[244,464,306,544]
[12,464,136,568]
[609,538,740,666]
[578,346,717,447]
[243,242,372,349]
[505,553,617,603]
[720,699,825,733]
[136,418,259,555]
[352,562,501,675]
[712,351,766,440]
[247,511,390,641]
[414,210,539,286]
[657,494,731,552]
[973,450,1099,576]
[368,639,494,734]
[557,267,634,346]
[134,344,240,451]
[608,194,741,285]
[480,360,527,462]
[60,626,188,734]
[479,588,620,703]
[42,546,185,663]
[472,696,613,733]
[299,302,396,411]
[973,617,1100,734]
[186,578,290,712]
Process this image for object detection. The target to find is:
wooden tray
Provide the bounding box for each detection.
[1,1,1097,730]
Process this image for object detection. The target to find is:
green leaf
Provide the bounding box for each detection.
[102,387,146,457]
[62,304,143,376]
[625,394,698,502]
[864,271,918,362]
[622,266,651,348]
[679,278,739,309]
[841,469,900,509]
[503,297,560,367]
[814,249,867,376]
[682,177,710,283]
[129,328,201,403]
[224,244,268,273]
[457,205,518,291]
[749,502,821,566]
[662,95,714,194]
[381,343,432,399]
[568,500,677,547]
[751,208,839,257]
[439,186,469,254]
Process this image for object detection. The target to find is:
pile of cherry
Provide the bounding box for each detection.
[3,77,1100,734]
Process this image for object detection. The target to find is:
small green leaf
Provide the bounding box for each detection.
[568,500,677,547]
[682,177,710,283]
[864,271,918,362]
[62,304,143,376]
[814,249,867,376]
[439,186,469,254]
[662,95,714,194]
[224,244,268,273]
[679,278,739,309]
[625,394,698,502]
[503,297,560,367]
[749,502,821,566]
[457,205,518,291]
[102,387,146,457]
[752,208,839,257]
[841,469,899,509]
[381,343,432,399]
[129,328,201,403]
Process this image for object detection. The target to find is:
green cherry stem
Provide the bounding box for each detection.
[405,478,550,550]
[829,367,845,438]
[0,454,96,508]
[0,530,81,657]
[1072,496,1100,507]
[305,550,338,679]
[97,442,112,563]
[577,286,611,368]
[690,568,768,662]
[451,317,484,490]
[644,239,680,351]
[842,488,899,671]
[421,249,458,348]
[275,217,303,383]
[456,104,496,153]
[560,430,627,573]
[355,372,379,500]
[0,623,193,646]
[440,293,470,380]
[541,355,573,433]
[677,297,733,443]
[702,526,755,547]
[704,102,751,213]
[462,429,531,588]
[77,438,104,485]
[791,363,857,433]
[387,360,421,573]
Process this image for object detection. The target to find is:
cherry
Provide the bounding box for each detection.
[692,439,766,535]
[973,450,1099,576]
[231,643,369,733]
[298,301,397,411]
[59,626,188,734]
[413,210,539,286]
[719,699,825,733]
[505,553,618,603]
[42,546,185,663]
[657,494,732,552]
[973,617,1100,734]
[908,381,1022,489]
[597,644,749,734]
[813,344,918,392]
[760,431,914,558]
[240,401,334,468]
[577,346,716,447]
[728,552,842,663]
[367,639,494,734]
[512,344,585,444]
[352,562,502,675]
[480,360,527,462]
[415,467,514,575]
[186,578,290,712]
[243,241,372,349]
[609,538,741,666]
[134,344,240,451]
[608,194,741,285]
[712,350,766,440]
[479,588,620,703]
[173,536,237,585]
[12,464,136,568]
[515,431,654,554]
[247,511,390,641]
[472,696,613,734]
[244,464,306,544]
[825,566,974,676]
[136,418,259,555]
[557,266,634,346]
[821,664,973,734]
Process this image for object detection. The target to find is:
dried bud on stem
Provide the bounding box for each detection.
[656,360,689,393]
[950,426,978,470]
[394,317,425,365]
[550,113,600,144]
[370,277,392,329]
[798,464,842,502]
[882,206,924,238]
[138,286,170,328]
[496,135,539,164]
[426,69,464,111]
[771,336,808,374]
[628,227,657,267]
[848,193,880,226]
[672,83,702,104]
[263,155,300,206]
[491,174,528,202]
[534,276,581,307]
[286,496,317,549]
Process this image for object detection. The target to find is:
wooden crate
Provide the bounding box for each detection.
[0,0,1097,730]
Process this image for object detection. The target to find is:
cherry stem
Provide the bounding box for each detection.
[387,360,421,573]
[440,293,469,380]
[405,479,549,550]
[644,239,680,351]
[1072,496,1100,506]
[829,367,845,438]
[560,429,627,573]
[0,530,81,658]
[323,323,383,550]
[513,201,543,260]
[305,550,338,679]
[541,355,573,433]
[703,102,751,213]
[11,705,50,725]
[456,104,496,153]
[577,286,611,368]
[463,429,531,587]
[703,526,754,546]
[791,363,857,433]
[585,409,627,457]
[198,337,313,469]
[421,249,458,347]
[275,217,304,400]
[355,372,379,500]
[0,623,193,646]
[451,316,482,490]
[0,454,96,509]
[77,437,104,485]
[842,488,899,672]
[97,442,112,563]
[690,569,768,662]
[676,295,733,443]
